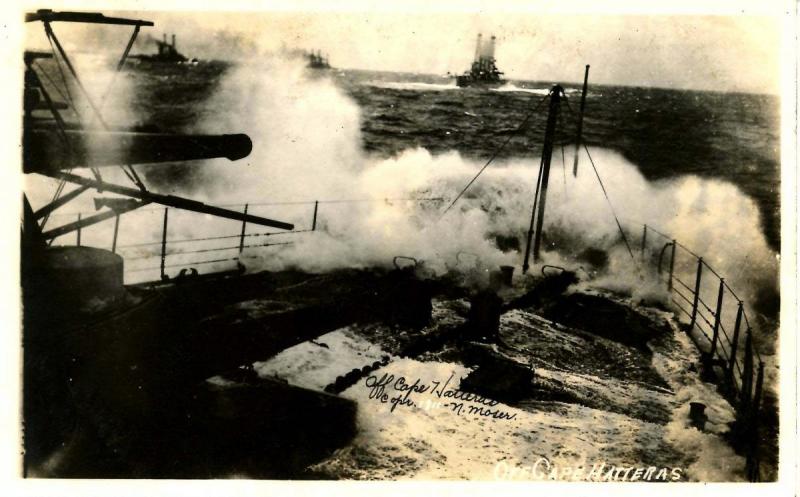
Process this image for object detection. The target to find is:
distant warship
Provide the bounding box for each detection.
[130,33,191,64]
[456,33,505,88]
[306,50,331,69]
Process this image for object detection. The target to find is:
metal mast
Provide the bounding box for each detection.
[572,65,590,176]
[522,85,563,272]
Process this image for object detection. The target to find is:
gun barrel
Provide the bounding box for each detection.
[23,129,253,174]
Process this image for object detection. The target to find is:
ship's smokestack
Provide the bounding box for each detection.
[162,33,167,44]
[474,33,482,62]
[172,34,176,49]
[478,34,495,61]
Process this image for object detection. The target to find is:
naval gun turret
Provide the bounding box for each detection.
[21,11,359,479]
[23,10,294,249]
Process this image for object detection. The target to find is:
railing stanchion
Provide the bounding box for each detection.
[640,224,647,262]
[689,257,703,330]
[312,200,318,231]
[76,213,82,246]
[728,301,744,383]
[667,239,676,291]
[160,207,168,281]
[239,203,249,253]
[746,361,765,481]
[740,329,754,414]
[111,213,120,253]
[710,278,725,358]
[753,361,765,416]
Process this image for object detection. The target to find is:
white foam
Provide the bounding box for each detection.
[491,84,550,95]
[364,80,458,91]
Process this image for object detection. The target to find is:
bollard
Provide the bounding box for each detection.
[489,266,515,290]
[500,265,514,286]
[388,270,432,329]
[467,290,502,342]
[688,402,708,431]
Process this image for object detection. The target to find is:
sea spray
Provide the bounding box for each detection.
[27,54,778,359]
[23,52,143,225]
[189,57,778,327]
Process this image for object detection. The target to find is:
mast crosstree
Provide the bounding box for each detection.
[23,9,294,250]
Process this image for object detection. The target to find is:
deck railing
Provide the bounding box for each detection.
[47,197,443,284]
[640,223,770,481]
[45,203,773,480]
[54,203,315,283]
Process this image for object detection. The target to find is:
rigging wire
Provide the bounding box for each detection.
[90,25,148,191]
[559,95,635,261]
[41,23,150,200]
[97,25,140,112]
[556,106,568,198]
[43,26,106,186]
[37,40,78,231]
[559,95,582,127]
[581,142,635,261]
[439,91,552,217]
[32,62,71,106]
[44,23,108,185]
[43,22,108,129]
[44,33,76,112]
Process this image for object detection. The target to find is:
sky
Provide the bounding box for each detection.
[22,8,782,94]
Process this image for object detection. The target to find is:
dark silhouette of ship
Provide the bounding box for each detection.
[281,46,332,70]
[130,33,191,64]
[306,49,331,69]
[456,33,505,88]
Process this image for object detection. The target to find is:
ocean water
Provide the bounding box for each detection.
[117,63,780,250]
[25,56,780,481]
[250,305,748,481]
[31,57,780,333]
